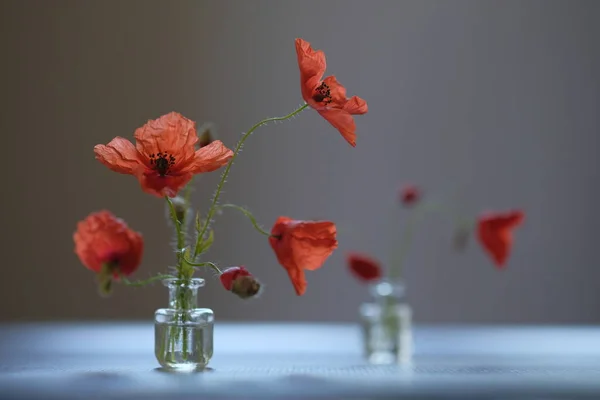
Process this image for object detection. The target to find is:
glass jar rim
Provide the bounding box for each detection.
[368,279,406,298]
[162,278,205,288]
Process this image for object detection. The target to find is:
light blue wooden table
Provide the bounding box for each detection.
[1,323,599,399]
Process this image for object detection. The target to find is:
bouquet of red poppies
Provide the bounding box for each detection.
[73,38,367,301]
[347,185,525,284]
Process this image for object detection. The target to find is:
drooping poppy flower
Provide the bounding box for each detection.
[94,112,233,198]
[346,252,382,282]
[399,185,420,206]
[74,210,143,284]
[219,266,261,299]
[269,216,338,296]
[295,38,368,147]
[476,210,524,268]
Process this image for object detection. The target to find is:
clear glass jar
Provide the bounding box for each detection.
[359,279,413,364]
[154,278,214,371]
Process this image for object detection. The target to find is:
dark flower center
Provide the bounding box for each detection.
[312,82,332,104]
[149,152,176,177]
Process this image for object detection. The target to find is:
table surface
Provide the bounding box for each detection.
[1,323,600,399]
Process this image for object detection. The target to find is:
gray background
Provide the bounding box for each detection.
[1,0,598,323]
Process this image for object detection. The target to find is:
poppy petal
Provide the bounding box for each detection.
[346,252,382,282]
[477,210,524,268]
[139,172,194,198]
[295,38,326,85]
[134,112,198,161]
[286,265,307,296]
[184,140,233,174]
[291,221,338,271]
[343,96,368,115]
[318,109,357,147]
[94,137,142,175]
[322,76,347,105]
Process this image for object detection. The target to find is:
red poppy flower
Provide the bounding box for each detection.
[269,217,338,296]
[346,252,382,282]
[94,112,233,198]
[295,38,368,147]
[477,210,524,268]
[220,266,261,299]
[400,185,420,206]
[73,210,143,277]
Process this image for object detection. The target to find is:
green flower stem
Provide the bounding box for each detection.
[166,194,192,361]
[177,281,189,361]
[183,179,194,207]
[183,258,223,275]
[193,103,309,258]
[216,204,271,237]
[166,196,185,269]
[119,273,176,287]
[388,201,472,280]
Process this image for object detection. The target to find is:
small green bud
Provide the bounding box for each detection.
[197,123,217,148]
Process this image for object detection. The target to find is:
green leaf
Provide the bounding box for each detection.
[196,229,214,255]
[195,212,202,232]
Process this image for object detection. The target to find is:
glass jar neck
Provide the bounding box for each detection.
[369,279,406,306]
[163,278,204,310]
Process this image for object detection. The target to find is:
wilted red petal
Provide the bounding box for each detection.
[346,252,382,282]
[477,210,524,268]
[94,137,144,175]
[269,216,338,296]
[318,109,357,147]
[182,140,233,174]
[134,112,198,163]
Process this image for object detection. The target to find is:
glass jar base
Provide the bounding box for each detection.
[159,361,208,372]
[368,351,396,365]
[366,348,413,365]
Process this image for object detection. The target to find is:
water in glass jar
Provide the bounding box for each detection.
[155,322,213,371]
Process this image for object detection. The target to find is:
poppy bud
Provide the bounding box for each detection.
[220,266,261,299]
[399,185,420,207]
[197,122,217,148]
[165,196,188,226]
[231,275,262,299]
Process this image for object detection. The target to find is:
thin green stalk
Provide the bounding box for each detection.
[216,204,271,236]
[119,274,175,287]
[388,201,471,280]
[388,203,428,280]
[183,179,194,207]
[166,196,185,267]
[166,195,191,360]
[193,103,309,258]
[183,258,223,275]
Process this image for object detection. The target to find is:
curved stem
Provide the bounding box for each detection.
[193,103,309,257]
[166,196,185,259]
[388,205,424,280]
[183,179,194,207]
[119,273,176,287]
[388,201,468,280]
[216,204,271,236]
[183,258,223,275]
